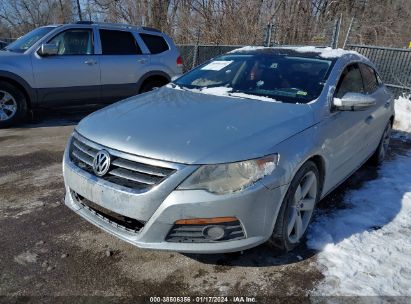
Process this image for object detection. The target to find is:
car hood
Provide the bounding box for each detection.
[0,50,24,58]
[76,87,315,164]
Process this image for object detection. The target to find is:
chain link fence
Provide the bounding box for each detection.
[347,44,411,97]
[177,44,243,72]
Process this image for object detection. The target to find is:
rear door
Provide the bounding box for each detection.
[358,63,392,156]
[98,29,150,103]
[32,27,100,106]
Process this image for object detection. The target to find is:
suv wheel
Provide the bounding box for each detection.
[269,161,320,252]
[140,78,168,93]
[0,81,27,128]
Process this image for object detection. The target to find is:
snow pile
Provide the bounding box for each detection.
[230,45,361,59]
[229,46,266,53]
[394,95,411,133]
[166,84,279,103]
[291,46,360,59]
[308,153,411,295]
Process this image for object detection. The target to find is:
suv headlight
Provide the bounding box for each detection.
[178,154,279,194]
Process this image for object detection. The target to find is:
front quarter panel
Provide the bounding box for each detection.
[261,123,326,191]
[0,54,35,88]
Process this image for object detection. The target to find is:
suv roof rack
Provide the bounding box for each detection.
[141,26,161,33]
[76,21,94,24]
[74,21,162,33]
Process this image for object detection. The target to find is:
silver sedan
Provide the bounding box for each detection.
[63,47,394,253]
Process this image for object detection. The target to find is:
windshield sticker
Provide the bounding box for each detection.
[201,60,233,71]
[296,90,308,96]
[270,63,278,69]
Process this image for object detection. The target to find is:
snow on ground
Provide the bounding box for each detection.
[308,96,411,296]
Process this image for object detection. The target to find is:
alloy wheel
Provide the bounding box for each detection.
[0,90,17,121]
[287,171,317,243]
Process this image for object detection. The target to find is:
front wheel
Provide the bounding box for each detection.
[0,81,27,128]
[269,161,320,252]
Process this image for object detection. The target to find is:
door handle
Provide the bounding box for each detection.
[84,59,97,65]
[365,115,374,124]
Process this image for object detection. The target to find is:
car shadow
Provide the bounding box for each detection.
[185,132,411,267]
[15,106,104,129]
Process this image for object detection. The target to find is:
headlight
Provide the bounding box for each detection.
[178,154,279,194]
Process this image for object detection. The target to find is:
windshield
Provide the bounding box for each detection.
[174,54,334,103]
[5,27,55,53]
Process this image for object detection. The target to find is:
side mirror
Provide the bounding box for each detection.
[333,92,376,111]
[38,43,58,56]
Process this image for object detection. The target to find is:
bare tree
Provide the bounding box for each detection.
[0,0,410,48]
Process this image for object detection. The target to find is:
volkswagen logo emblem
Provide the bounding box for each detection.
[93,150,111,177]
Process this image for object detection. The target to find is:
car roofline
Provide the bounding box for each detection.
[66,21,163,34]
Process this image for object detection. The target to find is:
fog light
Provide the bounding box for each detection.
[202,225,226,241]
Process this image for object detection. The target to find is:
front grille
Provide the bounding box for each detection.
[166,221,245,243]
[72,191,145,233]
[69,134,176,191]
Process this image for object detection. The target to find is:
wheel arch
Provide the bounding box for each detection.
[307,155,326,196]
[0,71,36,108]
[290,154,326,198]
[137,71,171,93]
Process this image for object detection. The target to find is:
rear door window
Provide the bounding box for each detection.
[139,33,169,54]
[335,64,364,98]
[359,63,379,93]
[99,29,142,55]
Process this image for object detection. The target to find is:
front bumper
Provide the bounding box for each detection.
[63,142,289,253]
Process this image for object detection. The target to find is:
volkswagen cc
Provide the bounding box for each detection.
[63,47,394,253]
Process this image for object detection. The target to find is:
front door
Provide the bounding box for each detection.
[32,28,100,106]
[320,63,369,192]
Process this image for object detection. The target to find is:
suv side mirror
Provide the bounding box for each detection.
[38,43,58,56]
[333,92,376,111]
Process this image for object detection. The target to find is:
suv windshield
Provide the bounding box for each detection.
[5,27,55,53]
[174,54,334,103]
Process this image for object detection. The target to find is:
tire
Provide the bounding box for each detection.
[269,161,320,252]
[0,81,27,128]
[139,78,168,93]
[370,121,392,166]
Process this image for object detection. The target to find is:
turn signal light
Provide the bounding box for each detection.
[175,217,238,225]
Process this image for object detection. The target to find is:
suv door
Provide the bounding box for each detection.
[32,28,100,106]
[358,63,391,156]
[98,29,150,103]
[321,63,369,190]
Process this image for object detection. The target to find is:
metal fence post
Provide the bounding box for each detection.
[192,44,199,69]
[264,23,273,47]
[192,27,201,69]
[343,17,355,49]
[331,17,341,49]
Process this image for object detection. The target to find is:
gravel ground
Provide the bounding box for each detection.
[1,111,410,301]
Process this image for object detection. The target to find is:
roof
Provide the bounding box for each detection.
[229,46,364,60]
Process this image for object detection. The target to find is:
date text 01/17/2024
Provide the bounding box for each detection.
[149,296,257,303]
